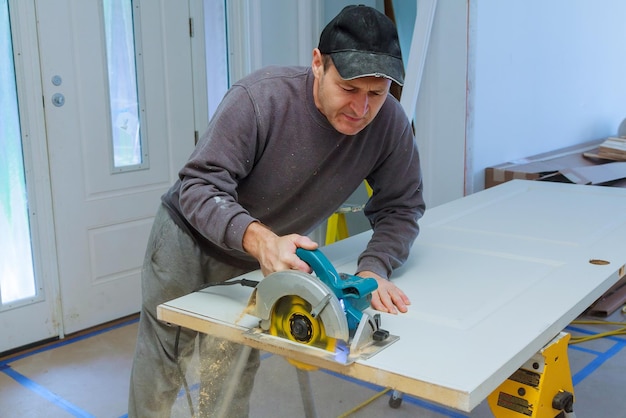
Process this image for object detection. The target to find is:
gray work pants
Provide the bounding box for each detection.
[128,205,260,417]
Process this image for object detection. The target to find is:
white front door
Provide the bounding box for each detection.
[35,0,195,334]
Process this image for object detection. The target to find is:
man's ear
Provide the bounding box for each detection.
[311,48,324,77]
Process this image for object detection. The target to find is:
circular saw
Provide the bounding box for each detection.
[245,248,398,367]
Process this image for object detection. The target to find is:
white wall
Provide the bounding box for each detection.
[409,1,468,207]
[469,0,626,192]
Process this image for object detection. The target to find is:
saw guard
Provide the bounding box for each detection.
[248,270,350,343]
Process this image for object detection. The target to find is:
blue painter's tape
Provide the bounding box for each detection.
[2,366,96,417]
[572,340,626,386]
[569,344,604,356]
[566,325,626,344]
[0,317,139,367]
[320,369,469,418]
[0,317,138,416]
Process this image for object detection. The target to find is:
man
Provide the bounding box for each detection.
[128,5,425,417]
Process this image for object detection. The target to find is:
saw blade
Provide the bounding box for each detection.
[269,295,337,370]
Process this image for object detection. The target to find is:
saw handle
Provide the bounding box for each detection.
[296,248,380,333]
[295,248,378,300]
[296,248,381,334]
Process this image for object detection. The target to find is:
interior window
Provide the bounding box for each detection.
[204,0,229,120]
[103,0,146,171]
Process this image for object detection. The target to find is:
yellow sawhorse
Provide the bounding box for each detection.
[389,332,576,416]
[488,332,575,417]
[325,182,373,245]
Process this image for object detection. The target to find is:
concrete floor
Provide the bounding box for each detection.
[0,310,625,418]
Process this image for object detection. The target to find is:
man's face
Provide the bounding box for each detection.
[312,49,391,136]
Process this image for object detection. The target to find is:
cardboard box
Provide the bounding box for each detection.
[485,138,626,189]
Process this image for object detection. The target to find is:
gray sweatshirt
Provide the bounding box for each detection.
[162,66,425,279]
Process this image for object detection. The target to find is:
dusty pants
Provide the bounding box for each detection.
[128,205,260,417]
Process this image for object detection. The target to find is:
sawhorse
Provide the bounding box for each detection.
[389,333,576,417]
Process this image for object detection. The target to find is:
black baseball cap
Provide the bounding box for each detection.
[318,5,404,86]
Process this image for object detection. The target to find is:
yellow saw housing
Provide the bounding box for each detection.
[268,294,338,370]
[247,270,350,369]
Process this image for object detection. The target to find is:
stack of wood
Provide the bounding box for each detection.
[596,137,626,161]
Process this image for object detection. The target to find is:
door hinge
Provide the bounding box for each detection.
[194,130,199,145]
[189,17,194,38]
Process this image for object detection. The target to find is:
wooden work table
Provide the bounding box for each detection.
[157,180,626,412]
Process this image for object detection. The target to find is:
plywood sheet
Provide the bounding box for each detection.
[158,180,626,412]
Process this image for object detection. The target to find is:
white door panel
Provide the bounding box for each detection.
[36,0,194,333]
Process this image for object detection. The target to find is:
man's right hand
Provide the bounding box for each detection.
[242,221,318,276]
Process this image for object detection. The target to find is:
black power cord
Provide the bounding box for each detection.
[195,278,259,292]
[173,278,259,417]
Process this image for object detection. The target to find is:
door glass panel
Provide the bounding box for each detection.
[204,0,229,119]
[103,0,146,171]
[0,0,37,305]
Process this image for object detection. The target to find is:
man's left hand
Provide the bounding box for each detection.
[358,271,410,314]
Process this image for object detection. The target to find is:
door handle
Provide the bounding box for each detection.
[51,93,65,107]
